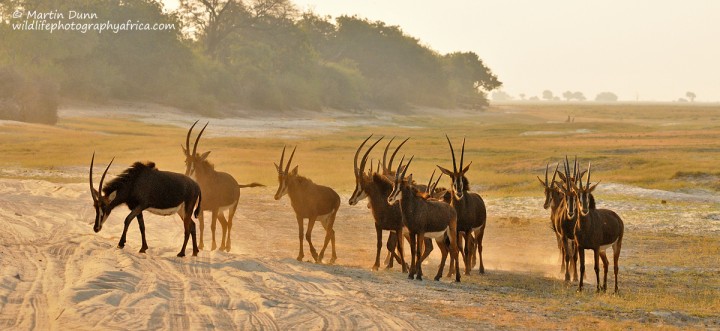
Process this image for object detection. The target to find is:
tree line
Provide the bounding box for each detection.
[0,0,501,124]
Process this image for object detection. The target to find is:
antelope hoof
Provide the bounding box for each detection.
[139,247,147,254]
[371,264,379,271]
[434,276,441,281]
[329,257,337,265]
[177,251,186,257]
[117,243,125,249]
[479,267,485,274]
[455,276,461,283]
[408,273,415,280]
[576,287,583,293]
[211,243,217,251]
[198,242,204,250]
[416,275,423,281]
[192,250,199,257]
[225,244,231,252]
[296,254,304,262]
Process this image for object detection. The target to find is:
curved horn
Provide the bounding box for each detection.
[285,146,297,174]
[278,146,287,173]
[544,163,549,185]
[185,120,199,156]
[388,137,410,173]
[192,122,208,157]
[382,136,396,173]
[395,155,405,181]
[432,173,444,192]
[551,162,559,186]
[89,152,97,201]
[354,134,373,176]
[98,156,115,198]
[445,135,457,173]
[426,169,436,192]
[586,161,591,188]
[459,137,466,170]
[573,156,578,181]
[564,155,571,190]
[401,156,414,179]
[359,136,384,177]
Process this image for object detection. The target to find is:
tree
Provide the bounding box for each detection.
[519,93,526,100]
[686,91,696,102]
[542,90,554,101]
[562,91,573,101]
[572,91,586,101]
[491,90,513,101]
[595,92,618,102]
[179,0,297,59]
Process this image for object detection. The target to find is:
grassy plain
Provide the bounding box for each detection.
[1,102,719,329]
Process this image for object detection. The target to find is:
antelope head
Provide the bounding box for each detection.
[537,162,559,209]
[89,153,116,233]
[381,136,410,178]
[387,156,413,205]
[182,120,210,177]
[349,134,383,205]
[577,161,600,216]
[559,155,580,220]
[437,135,472,200]
[274,145,297,200]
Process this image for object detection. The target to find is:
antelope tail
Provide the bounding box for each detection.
[238,182,265,188]
[194,191,202,218]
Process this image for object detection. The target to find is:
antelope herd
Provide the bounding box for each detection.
[87,121,625,292]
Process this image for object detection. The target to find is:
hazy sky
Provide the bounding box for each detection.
[165,1,720,102]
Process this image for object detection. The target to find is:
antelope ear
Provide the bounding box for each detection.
[291,165,299,175]
[273,162,280,172]
[180,145,188,155]
[589,181,600,192]
[107,191,117,203]
[90,188,99,201]
[200,151,211,161]
[557,172,567,182]
[461,161,472,174]
[537,176,546,186]
[406,173,413,183]
[436,165,453,177]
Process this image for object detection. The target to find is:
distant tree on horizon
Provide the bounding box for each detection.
[542,90,554,101]
[686,91,696,102]
[519,93,526,100]
[595,92,618,102]
[572,91,586,101]
[563,91,573,101]
[491,90,514,101]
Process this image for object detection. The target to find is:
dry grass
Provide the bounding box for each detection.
[1,102,719,328]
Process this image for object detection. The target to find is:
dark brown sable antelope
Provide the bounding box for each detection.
[388,157,461,282]
[553,156,596,282]
[275,146,341,263]
[562,162,624,293]
[437,136,487,275]
[182,121,263,252]
[349,135,410,271]
[89,153,202,257]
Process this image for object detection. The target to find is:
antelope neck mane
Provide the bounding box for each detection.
[290,173,313,185]
[103,161,156,194]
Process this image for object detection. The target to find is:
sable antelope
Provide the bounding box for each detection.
[553,156,597,282]
[89,153,202,257]
[538,162,567,273]
[183,121,263,252]
[275,146,341,263]
[563,162,624,293]
[349,135,409,271]
[437,135,487,275]
[388,157,461,282]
